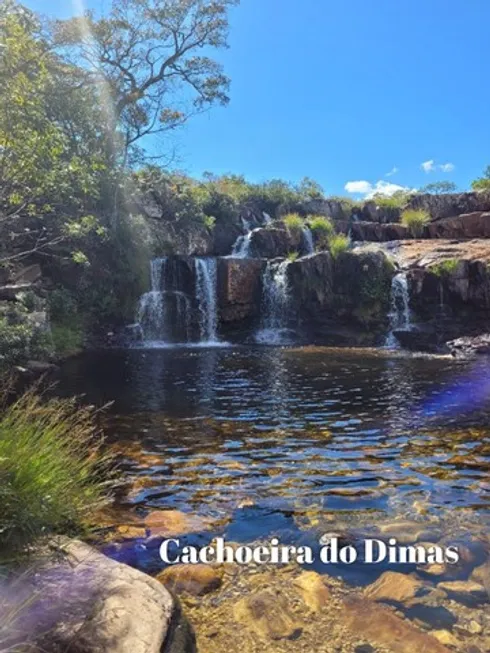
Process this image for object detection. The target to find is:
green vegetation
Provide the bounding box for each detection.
[420,181,457,194]
[431,259,460,277]
[0,385,113,555]
[283,213,304,233]
[401,208,431,237]
[471,165,490,192]
[308,216,335,250]
[287,251,299,262]
[372,190,413,209]
[328,234,350,259]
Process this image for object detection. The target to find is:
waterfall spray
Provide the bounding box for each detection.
[195,258,219,344]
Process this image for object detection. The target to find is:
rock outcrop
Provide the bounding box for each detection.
[408,191,490,220]
[217,258,264,323]
[351,221,409,242]
[427,211,490,239]
[248,227,294,258]
[287,250,394,337]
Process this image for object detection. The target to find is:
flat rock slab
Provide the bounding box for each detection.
[10,539,196,653]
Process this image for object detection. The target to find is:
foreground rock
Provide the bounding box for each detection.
[447,333,490,357]
[16,539,196,653]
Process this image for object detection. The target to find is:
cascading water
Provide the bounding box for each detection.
[302,227,315,255]
[231,231,253,258]
[385,272,412,347]
[255,260,292,344]
[137,258,168,342]
[195,258,219,344]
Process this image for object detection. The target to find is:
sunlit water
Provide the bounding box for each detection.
[55,347,490,582]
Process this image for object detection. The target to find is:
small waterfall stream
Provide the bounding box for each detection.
[231,231,253,258]
[137,258,168,342]
[255,260,292,344]
[195,258,219,344]
[302,227,315,255]
[385,272,412,347]
[135,256,220,346]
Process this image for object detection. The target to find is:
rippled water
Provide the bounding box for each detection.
[56,347,489,550]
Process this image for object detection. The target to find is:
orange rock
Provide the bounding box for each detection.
[293,571,331,612]
[341,597,450,653]
[157,564,223,596]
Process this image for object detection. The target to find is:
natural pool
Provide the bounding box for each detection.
[56,346,490,652]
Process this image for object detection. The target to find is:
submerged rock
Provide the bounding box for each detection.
[341,597,451,653]
[364,571,426,604]
[293,571,331,612]
[233,589,303,641]
[157,564,223,596]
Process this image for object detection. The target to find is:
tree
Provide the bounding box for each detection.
[0,2,107,262]
[419,181,457,194]
[54,0,238,164]
[471,165,490,192]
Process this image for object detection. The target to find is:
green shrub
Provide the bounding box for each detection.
[283,213,304,233]
[308,215,334,250]
[329,233,350,259]
[431,259,460,277]
[0,385,113,555]
[0,320,32,367]
[287,251,299,262]
[373,190,412,209]
[401,208,430,236]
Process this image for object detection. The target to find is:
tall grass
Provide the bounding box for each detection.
[308,215,335,249]
[401,208,430,237]
[328,233,350,258]
[282,213,304,233]
[0,384,113,555]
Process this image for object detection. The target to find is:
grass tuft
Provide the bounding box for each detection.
[401,208,431,237]
[328,233,350,259]
[0,384,113,556]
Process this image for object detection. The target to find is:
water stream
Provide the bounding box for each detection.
[255,260,292,344]
[195,257,219,344]
[385,272,413,347]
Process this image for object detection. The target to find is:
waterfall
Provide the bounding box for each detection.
[385,272,412,347]
[255,260,292,344]
[231,231,253,258]
[195,258,219,344]
[302,227,315,255]
[137,258,168,342]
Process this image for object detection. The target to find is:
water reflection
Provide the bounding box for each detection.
[55,347,490,534]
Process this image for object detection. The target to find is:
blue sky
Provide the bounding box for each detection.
[26,0,490,197]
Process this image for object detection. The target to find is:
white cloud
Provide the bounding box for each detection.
[344,179,414,199]
[421,160,435,173]
[385,167,398,177]
[421,159,455,173]
[344,180,373,195]
[440,162,455,173]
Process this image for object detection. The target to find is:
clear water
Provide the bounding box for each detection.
[55,346,489,581]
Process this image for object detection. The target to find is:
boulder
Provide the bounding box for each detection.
[217,258,264,323]
[21,539,195,653]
